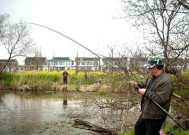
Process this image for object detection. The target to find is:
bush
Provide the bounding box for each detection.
[170,71,189,91]
[96,89,107,95]
[0,73,13,86]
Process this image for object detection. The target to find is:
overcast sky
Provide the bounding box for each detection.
[0,0,142,64]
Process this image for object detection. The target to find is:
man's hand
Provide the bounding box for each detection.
[129,81,140,90]
[130,81,146,94]
[129,81,138,87]
[138,88,146,95]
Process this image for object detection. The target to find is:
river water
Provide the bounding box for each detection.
[0,90,141,135]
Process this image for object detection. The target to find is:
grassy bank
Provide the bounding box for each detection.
[0,70,189,93]
[119,124,189,135]
[0,70,107,91]
[0,70,133,92]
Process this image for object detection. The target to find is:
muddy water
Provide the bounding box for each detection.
[0,90,140,135]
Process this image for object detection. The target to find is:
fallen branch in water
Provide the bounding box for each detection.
[73,119,118,135]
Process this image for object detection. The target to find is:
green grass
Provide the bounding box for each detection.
[96,89,107,95]
[118,124,189,135]
[175,89,189,96]
[164,124,189,135]
[118,128,134,135]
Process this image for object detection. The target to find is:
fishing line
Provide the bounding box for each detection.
[24,22,101,59]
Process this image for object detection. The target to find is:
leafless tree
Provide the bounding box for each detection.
[0,14,36,73]
[0,14,9,33]
[177,0,189,10]
[121,0,189,71]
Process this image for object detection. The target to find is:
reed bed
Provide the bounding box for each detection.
[0,70,107,91]
[3,69,188,92]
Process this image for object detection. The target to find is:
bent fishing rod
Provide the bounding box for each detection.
[24,22,101,59]
[24,22,186,130]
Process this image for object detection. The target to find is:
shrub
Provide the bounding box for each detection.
[96,89,107,95]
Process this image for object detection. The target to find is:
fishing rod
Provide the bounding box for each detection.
[153,100,186,130]
[24,22,186,130]
[24,22,101,59]
[24,22,132,80]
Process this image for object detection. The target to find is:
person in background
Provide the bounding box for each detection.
[130,55,173,135]
[62,70,69,84]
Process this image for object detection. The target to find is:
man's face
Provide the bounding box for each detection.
[147,66,157,75]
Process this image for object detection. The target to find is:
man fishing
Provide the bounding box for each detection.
[62,70,69,84]
[130,55,173,135]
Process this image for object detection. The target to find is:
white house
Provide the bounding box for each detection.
[48,57,73,70]
[74,57,101,71]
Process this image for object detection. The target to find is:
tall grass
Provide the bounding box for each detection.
[0,70,107,91]
[3,69,188,92]
[7,71,62,90]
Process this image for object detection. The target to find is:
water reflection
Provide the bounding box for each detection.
[0,90,140,135]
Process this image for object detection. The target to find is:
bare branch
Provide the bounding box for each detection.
[0,15,36,73]
[121,0,189,71]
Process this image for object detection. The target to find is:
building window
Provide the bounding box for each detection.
[94,61,98,65]
[82,62,85,65]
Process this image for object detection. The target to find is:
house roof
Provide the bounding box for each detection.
[102,57,128,61]
[0,59,18,63]
[25,57,47,62]
[75,57,100,61]
[49,57,73,61]
[53,57,70,60]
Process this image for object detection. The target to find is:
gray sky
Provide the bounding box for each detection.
[0,0,142,64]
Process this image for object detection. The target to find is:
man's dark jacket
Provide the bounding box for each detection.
[141,71,173,119]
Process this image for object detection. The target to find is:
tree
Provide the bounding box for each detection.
[0,14,36,73]
[0,14,9,33]
[177,0,189,10]
[121,0,189,71]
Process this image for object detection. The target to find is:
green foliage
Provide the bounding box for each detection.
[83,80,93,86]
[183,70,189,77]
[175,89,189,96]
[75,85,80,91]
[69,71,107,87]
[164,124,189,135]
[69,73,81,83]
[50,75,60,82]
[170,71,189,92]
[0,70,106,91]
[0,71,62,90]
[0,72,14,86]
[118,128,134,135]
[118,125,189,135]
[96,89,107,95]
